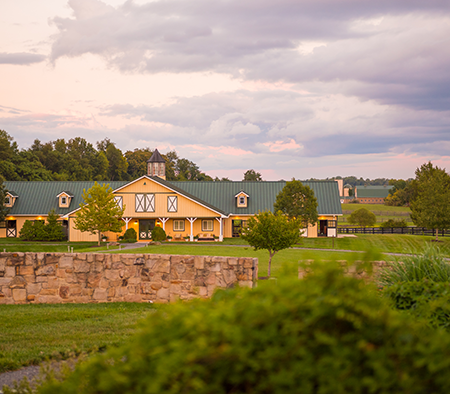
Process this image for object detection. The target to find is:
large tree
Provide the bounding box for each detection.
[410,162,450,241]
[243,169,263,181]
[0,175,10,222]
[74,182,125,245]
[241,211,301,277]
[273,179,318,227]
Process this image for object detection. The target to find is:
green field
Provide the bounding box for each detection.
[340,203,412,226]
[0,303,154,373]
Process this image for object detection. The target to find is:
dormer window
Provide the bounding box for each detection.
[235,191,249,208]
[4,192,17,208]
[57,191,73,208]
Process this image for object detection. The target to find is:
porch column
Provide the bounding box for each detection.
[215,217,224,241]
[122,217,132,230]
[159,217,169,231]
[187,218,197,242]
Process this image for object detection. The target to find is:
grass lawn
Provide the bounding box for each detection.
[340,203,413,226]
[0,303,155,372]
[0,240,116,253]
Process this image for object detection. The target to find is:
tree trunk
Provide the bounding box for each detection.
[268,251,276,277]
[436,228,439,242]
[98,232,101,246]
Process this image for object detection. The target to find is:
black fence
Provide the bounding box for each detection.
[337,227,450,237]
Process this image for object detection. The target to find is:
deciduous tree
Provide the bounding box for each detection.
[273,179,318,227]
[241,211,301,277]
[348,208,376,228]
[243,169,263,181]
[410,162,450,241]
[0,175,10,222]
[74,182,125,245]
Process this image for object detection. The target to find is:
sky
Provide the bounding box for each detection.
[1,0,450,181]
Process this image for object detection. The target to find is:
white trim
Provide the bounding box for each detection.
[122,217,132,230]
[215,217,223,241]
[187,217,197,242]
[234,191,250,198]
[159,217,169,230]
[56,192,74,198]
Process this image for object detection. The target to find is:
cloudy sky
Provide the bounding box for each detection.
[1,0,450,180]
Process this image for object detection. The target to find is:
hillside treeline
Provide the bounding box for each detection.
[0,130,217,182]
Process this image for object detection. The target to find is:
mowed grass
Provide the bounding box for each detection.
[0,240,102,253]
[341,203,413,226]
[0,303,154,372]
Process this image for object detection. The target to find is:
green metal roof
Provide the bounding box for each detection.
[4,181,127,216]
[3,179,342,217]
[356,185,393,198]
[168,180,342,216]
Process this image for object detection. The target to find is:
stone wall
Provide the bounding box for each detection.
[0,252,258,304]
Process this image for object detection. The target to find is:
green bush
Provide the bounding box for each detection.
[38,265,450,394]
[19,220,37,241]
[122,228,137,243]
[380,218,407,228]
[151,226,166,242]
[377,244,450,287]
[383,280,450,330]
[19,211,66,241]
[348,207,376,227]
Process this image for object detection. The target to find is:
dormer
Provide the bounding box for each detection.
[56,191,73,208]
[147,149,166,180]
[235,191,249,208]
[5,191,18,208]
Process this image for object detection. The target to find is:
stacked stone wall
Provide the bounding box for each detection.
[0,252,258,304]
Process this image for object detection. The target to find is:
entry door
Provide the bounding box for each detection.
[318,220,327,237]
[6,220,16,237]
[139,219,155,240]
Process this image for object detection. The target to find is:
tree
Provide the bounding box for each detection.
[273,179,318,227]
[348,208,376,228]
[241,211,301,277]
[0,175,10,222]
[243,169,263,181]
[74,182,125,245]
[410,162,450,241]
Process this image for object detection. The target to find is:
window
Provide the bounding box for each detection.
[328,220,337,228]
[173,220,185,231]
[0,221,6,228]
[239,196,245,205]
[61,196,67,205]
[135,194,155,212]
[5,196,10,205]
[168,196,177,212]
[202,219,214,232]
[114,196,123,210]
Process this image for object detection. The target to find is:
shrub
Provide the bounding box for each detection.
[151,226,166,242]
[38,265,450,394]
[377,244,450,287]
[122,228,137,243]
[380,218,407,228]
[45,210,66,241]
[19,220,36,241]
[348,208,376,227]
[383,280,450,330]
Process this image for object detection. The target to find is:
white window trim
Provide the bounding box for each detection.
[202,219,214,232]
[173,219,185,231]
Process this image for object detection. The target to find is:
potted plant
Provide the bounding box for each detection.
[214,235,219,242]
[101,235,107,242]
[194,234,199,242]
[184,235,190,242]
[167,235,172,242]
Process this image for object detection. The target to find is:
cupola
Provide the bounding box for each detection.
[147,149,166,179]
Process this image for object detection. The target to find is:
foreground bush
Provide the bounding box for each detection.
[19,210,65,241]
[377,244,450,287]
[37,265,450,394]
[383,280,450,330]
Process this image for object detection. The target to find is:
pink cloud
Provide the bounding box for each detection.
[263,139,302,152]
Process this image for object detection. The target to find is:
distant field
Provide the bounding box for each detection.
[340,203,412,226]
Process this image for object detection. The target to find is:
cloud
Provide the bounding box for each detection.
[0,52,46,65]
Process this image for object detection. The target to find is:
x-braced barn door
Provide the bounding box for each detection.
[139,219,155,240]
